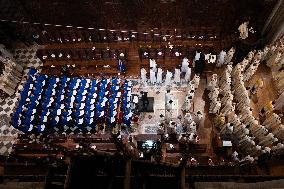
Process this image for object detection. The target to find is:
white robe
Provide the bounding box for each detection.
[156,68,163,84]
[149,59,157,72]
[216,50,226,67]
[195,51,201,61]
[140,68,147,83]
[149,69,156,84]
[181,58,189,72]
[184,67,191,82]
[174,68,181,83]
[224,47,235,65]
[165,71,172,86]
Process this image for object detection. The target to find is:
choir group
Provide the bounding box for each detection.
[208,39,284,160]
[12,69,133,133]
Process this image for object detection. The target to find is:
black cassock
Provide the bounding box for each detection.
[195,53,205,75]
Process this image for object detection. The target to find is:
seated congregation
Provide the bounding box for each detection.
[12,68,133,134]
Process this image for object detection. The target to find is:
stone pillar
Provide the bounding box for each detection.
[64,159,72,189]
[262,0,284,44]
[180,167,186,189]
[124,159,131,189]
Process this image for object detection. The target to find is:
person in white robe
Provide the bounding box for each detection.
[1,75,17,89]
[194,110,203,125]
[181,57,189,72]
[243,60,260,81]
[191,74,200,89]
[216,50,226,67]
[272,143,284,156]
[238,22,249,39]
[156,68,163,84]
[0,82,14,96]
[174,68,181,84]
[0,44,14,59]
[149,59,157,72]
[149,68,156,84]
[165,70,173,86]
[259,133,278,146]
[184,67,191,83]
[140,68,147,83]
[272,125,284,140]
[209,99,221,114]
[194,51,201,61]
[207,74,218,91]
[184,113,193,125]
[223,47,235,65]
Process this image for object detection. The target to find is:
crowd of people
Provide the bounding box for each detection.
[12,68,133,134]
[209,41,284,163]
[1,35,283,165]
[0,45,24,96]
[141,57,198,86]
[140,57,204,145]
[37,48,127,62]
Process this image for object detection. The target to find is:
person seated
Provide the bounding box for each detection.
[99,111,105,118]
[81,95,86,101]
[79,110,84,117]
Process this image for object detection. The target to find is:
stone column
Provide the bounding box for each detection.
[124,159,131,189]
[180,167,186,189]
[262,0,284,44]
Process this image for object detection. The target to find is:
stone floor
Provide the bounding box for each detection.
[247,63,279,119]
[0,45,43,156]
[135,84,187,134]
[135,76,214,156]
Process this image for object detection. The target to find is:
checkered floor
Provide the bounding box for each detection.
[0,45,43,156]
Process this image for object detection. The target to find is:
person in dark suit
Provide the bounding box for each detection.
[195,52,205,75]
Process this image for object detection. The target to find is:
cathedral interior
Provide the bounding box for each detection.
[0,0,284,189]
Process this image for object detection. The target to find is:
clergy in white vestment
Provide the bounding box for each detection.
[149,68,156,84]
[216,50,226,67]
[156,68,163,84]
[184,67,191,83]
[194,51,201,61]
[141,68,147,83]
[181,57,189,72]
[238,21,249,39]
[165,70,173,86]
[174,68,181,84]
[149,59,157,72]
